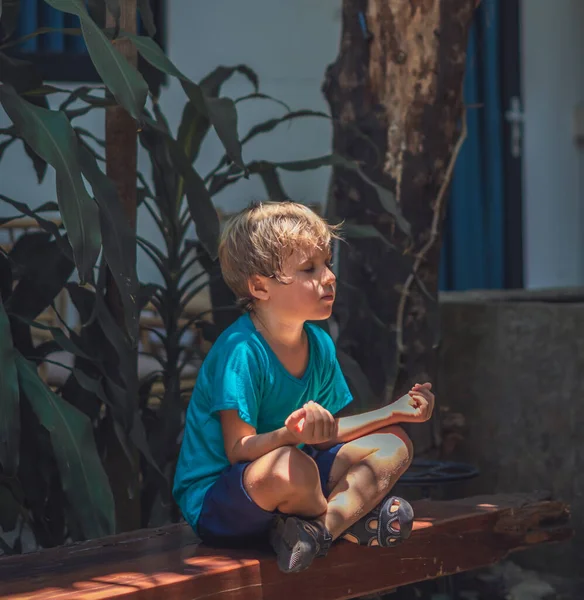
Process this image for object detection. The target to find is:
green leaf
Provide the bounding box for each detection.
[0,87,101,280]
[177,100,209,166]
[0,194,70,259]
[22,139,47,183]
[93,288,137,402]
[0,136,15,160]
[43,0,148,121]
[206,109,328,179]
[256,163,288,201]
[121,32,246,171]
[15,353,116,539]
[235,92,290,111]
[166,136,220,259]
[0,0,20,40]
[137,0,156,37]
[254,154,411,235]
[0,297,19,476]
[242,110,329,146]
[77,145,139,341]
[14,316,93,361]
[202,95,243,173]
[200,64,259,96]
[176,66,259,202]
[0,251,12,301]
[7,233,75,321]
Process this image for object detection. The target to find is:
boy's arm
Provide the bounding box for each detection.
[314,383,435,450]
[220,410,296,464]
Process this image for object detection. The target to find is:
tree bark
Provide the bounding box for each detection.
[104,0,140,532]
[323,0,476,454]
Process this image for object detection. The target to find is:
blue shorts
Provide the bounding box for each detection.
[197,444,344,549]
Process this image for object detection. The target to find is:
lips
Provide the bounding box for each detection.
[321,294,335,301]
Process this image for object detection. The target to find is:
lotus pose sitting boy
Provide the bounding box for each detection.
[173,201,435,573]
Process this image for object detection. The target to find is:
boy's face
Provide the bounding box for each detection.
[251,247,336,322]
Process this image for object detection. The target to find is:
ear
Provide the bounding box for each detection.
[248,274,271,302]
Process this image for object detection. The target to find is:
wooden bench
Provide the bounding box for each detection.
[0,492,570,600]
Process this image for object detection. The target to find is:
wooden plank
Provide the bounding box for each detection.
[0,493,570,600]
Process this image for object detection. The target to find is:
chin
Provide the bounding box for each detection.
[310,306,334,321]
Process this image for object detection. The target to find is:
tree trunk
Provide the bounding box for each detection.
[104,0,140,532]
[323,0,476,454]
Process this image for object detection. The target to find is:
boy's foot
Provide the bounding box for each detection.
[342,495,414,547]
[269,515,332,573]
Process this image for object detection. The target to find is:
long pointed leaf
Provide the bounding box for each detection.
[22,139,47,183]
[121,32,246,171]
[44,0,148,121]
[166,136,219,258]
[256,163,288,201]
[0,87,101,280]
[176,100,208,166]
[205,109,328,181]
[0,297,19,476]
[7,235,75,321]
[15,353,115,539]
[13,316,94,361]
[250,155,411,235]
[200,65,259,95]
[0,251,12,301]
[137,0,156,37]
[0,194,70,258]
[93,289,137,402]
[178,67,262,203]
[77,145,138,341]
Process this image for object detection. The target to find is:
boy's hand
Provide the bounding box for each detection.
[285,401,337,445]
[390,382,435,423]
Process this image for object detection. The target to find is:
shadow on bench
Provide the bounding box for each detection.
[0,492,571,600]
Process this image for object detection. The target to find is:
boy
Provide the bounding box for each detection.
[174,202,434,573]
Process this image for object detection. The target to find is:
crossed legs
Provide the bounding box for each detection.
[243,425,413,541]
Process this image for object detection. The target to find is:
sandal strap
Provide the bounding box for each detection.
[301,519,332,557]
[377,495,414,546]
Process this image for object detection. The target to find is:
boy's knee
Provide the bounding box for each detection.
[376,426,414,469]
[249,447,320,495]
[272,447,321,493]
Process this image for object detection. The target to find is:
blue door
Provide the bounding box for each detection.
[440,0,522,291]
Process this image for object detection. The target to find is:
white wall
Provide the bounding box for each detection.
[521,0,584,288]
[0,0,341,284]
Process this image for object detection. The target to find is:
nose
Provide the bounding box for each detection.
[322,264,336,286]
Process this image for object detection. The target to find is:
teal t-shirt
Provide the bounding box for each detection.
[173,313,353,529]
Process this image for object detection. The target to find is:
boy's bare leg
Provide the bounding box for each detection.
[243,446,328,518]
[323,425,413,540]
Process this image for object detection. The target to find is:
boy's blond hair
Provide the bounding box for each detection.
[218,201,340,311]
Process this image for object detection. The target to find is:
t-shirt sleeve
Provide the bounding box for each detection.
[208,341,261,428]
[315,328,353,415]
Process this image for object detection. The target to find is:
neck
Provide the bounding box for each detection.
[250,308,305,348]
